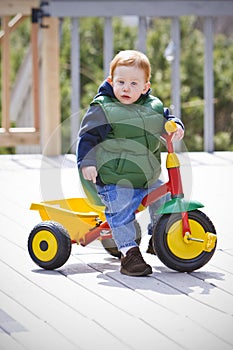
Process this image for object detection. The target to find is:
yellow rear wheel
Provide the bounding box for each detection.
[28,221,71,270]
[32,230,58,262]
[152,210,217,272]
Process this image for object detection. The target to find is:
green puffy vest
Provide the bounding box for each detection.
[92,94,164,188]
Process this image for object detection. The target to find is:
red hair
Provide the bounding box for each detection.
[109,50,151,82]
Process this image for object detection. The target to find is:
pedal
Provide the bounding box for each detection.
[203,232,217,252]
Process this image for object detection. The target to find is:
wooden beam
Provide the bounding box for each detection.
[1,16,10,131]
[0,128,40,147]
[0,14,28,44]
[41,17,61,156]
[0,1,40,15]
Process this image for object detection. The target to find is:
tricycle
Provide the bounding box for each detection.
[28,121,217,272]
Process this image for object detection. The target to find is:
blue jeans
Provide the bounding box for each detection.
[96,179,170,250]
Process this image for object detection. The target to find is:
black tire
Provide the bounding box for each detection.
[101,220,142,258]
[152,210,217,272]
[28,221,72,270]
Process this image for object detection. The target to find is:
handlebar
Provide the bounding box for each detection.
[164,120,178,134]
[162,120,178,153]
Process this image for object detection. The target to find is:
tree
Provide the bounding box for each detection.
[1,16,233,153]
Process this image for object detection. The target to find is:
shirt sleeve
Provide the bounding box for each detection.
[77,105,111,168]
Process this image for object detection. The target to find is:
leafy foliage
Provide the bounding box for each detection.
[1,16,233,153]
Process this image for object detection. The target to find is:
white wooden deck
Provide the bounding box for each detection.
[0,152,233,350]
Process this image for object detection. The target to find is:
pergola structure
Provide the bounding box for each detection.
[1,0,233,155]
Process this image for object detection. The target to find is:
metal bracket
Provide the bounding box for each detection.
[31,1,50,28]
[100,230,112,237]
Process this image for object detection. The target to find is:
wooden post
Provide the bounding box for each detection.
[41,17,61,156]
[71,18,80,154]
[31,20,40,131]
[1,16,10,131]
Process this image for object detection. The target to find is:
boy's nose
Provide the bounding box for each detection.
[123,83,130,91]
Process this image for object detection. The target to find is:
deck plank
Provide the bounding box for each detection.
[0,237,184,350]
[70,249,233,349]
[0,238,134,349]
[0,291,80,350]
[0,153,233,349]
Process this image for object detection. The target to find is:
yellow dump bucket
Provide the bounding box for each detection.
[30,198,105,243]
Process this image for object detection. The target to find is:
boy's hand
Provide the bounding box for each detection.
[170,124,184,141]
[82,166,98,183]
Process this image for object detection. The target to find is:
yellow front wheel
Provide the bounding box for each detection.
[152,210,217,272]
[28,221,71,270]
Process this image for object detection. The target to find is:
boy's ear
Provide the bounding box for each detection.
[143,81,150,93]
[107,76,113,85]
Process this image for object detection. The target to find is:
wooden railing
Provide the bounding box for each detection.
[0,15,40,147]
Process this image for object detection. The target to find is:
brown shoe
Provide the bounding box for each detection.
[120,247,152,276]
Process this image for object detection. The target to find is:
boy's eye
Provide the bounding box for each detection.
[131,82,137,86]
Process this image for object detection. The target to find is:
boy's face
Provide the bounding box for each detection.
[110,66,150,104]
